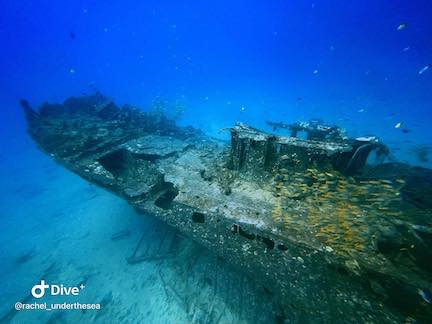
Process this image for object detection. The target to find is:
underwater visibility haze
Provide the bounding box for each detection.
[1,0,432,323]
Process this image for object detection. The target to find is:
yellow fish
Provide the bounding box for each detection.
[395,122,402,129]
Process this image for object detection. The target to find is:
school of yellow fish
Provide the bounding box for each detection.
[271,165,405,257]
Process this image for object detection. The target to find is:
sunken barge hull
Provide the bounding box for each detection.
[22,94,432,323]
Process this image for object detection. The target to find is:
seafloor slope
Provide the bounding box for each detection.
[21,93,432,322]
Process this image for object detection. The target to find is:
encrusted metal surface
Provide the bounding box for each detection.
[21,94,432,322]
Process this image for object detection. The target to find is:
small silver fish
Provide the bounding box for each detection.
[418,65,430,75]
[418,289,432,304]
[397,23,407,31]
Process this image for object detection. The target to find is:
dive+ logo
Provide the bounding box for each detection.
[31,280,85,299]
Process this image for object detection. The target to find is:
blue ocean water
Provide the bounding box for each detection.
[1,1,431,323]
[2,1,432,156]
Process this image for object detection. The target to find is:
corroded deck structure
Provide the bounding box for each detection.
[22,94,432,322]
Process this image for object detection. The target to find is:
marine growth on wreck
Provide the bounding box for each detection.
[20,94,432,322]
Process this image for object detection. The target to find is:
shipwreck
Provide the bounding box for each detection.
[21,94,432,322]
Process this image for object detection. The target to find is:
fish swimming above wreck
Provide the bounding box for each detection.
[21,93,432,322]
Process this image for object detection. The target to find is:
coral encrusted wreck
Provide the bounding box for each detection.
[21,94,432,322]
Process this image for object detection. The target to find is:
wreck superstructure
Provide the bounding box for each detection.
[21,94,432,322]
[230,121,386,177]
